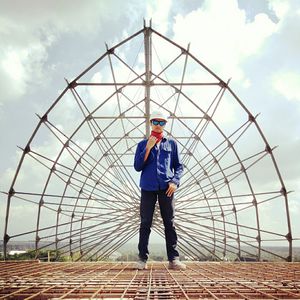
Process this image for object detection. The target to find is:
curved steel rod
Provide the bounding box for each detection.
[3,24,293,262]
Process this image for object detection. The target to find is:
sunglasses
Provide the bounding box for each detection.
[151,120,166,126]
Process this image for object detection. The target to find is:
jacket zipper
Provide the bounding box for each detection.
[157,144,161,190]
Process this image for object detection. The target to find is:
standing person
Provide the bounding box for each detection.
[134,110,186,270]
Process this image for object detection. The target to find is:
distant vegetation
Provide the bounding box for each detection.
[1,249,70,262]
[1,241,300,262]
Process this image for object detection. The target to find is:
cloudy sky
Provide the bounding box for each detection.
[0,0,299,249]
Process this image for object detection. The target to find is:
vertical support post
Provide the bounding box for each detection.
[144,20,152,137]
[4,189,15,260]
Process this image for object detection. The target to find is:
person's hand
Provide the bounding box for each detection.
[166,182,177,197]
[146,136,157,150]
[144,136,157,162]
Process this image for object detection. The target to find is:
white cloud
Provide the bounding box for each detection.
[1,50,25,83]
[146,0,172,34]
[268,0,290,19]
[0,164,18,193]
[172,0,277,83]
[241,13,277,56]
[0,0,139,104]
[0,17,52,103]
[0,39,50,101]
[0,1,113,36]
[271,71,300,102]
[0,14,54,102]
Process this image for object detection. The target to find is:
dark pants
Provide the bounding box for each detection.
[138,189,179,262]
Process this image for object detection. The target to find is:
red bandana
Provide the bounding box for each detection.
[150,130,164,144]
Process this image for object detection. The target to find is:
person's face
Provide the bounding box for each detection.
[151,119,166,133]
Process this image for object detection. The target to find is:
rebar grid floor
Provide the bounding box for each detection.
[0,261,299,299]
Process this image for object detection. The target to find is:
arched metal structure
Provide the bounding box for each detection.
[3,22,293,262]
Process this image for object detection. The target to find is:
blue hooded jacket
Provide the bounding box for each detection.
[134,137,184,191]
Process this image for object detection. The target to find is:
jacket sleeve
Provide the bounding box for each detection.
[171,141,184,186]
[134,142,145,172]
[134,141,155,172]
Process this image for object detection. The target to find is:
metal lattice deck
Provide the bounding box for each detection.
[0,261,300,299]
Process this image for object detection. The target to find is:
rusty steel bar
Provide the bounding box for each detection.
[0,262,299,299]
